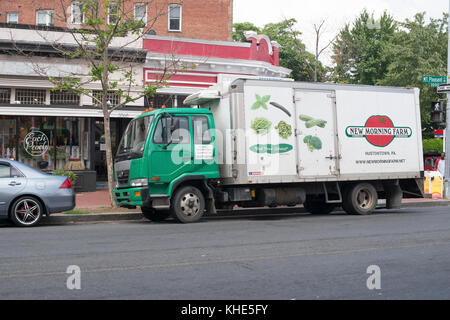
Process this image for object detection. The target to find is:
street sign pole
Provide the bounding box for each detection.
[446,0,450,199]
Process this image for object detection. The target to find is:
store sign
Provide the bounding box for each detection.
[23,130,49,157]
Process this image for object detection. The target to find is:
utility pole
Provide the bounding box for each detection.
[446,0,450,198]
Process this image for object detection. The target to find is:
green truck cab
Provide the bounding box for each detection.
[113,108,220,223]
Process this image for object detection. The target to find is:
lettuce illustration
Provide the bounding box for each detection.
[275,121,292,139]
[251,117,272,135]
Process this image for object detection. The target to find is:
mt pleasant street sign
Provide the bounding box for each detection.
[423,76,447,88]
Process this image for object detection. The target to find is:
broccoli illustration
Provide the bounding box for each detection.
[303,135,323,152]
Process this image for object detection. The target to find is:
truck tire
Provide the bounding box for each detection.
[303,200,336,215]
[141,207,171,222]
[343,183,378,215]
[171,186,205,223]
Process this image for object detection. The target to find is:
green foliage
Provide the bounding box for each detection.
[332,10,397,85]
[52,170,78,183]
[232,19,326,81]
[332,10,448,138]
[423,139,444,153]
[378,13,448,137]
[262,19,322,81]
[233,22,260,42]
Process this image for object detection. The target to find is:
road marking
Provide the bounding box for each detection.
[1,239,449,280]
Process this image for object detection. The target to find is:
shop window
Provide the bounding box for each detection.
[17,116,84,171]
[71,2,84,24]
[134,3,147,25]
[36,10,54,27]
[168,4,181,32]
[15,89,46,105]
[0,88,11,104]
[93,91,121,108]
[50,90,80,105]
[0,117,16,160]
[7,12,19,24]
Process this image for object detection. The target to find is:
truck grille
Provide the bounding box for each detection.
[116,170,130,187]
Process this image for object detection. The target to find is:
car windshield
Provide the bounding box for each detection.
[117,115,153,155]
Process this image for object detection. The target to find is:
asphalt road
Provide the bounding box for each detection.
[0,206,450,300]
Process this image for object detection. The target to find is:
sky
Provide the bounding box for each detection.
[233,0,448,66]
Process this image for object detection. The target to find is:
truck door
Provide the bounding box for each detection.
[192,116,216,170]
[150,115,193,183]
[294,90,340,178]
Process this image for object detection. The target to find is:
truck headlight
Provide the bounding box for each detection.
[130,178,149,187]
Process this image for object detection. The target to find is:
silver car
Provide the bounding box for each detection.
[0,159,75,227]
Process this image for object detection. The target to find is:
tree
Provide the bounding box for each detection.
[332,10,397,84]
[312,20,337,82]
[232,22,260,42]
[13,0,178,205]
[379,13,448,138]
[262,19,325,82]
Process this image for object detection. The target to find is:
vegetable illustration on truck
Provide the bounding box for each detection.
[112,77,424,224]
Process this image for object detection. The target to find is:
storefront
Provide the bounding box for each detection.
[0,113,133,190]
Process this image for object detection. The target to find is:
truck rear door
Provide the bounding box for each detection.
[294,90,340,178]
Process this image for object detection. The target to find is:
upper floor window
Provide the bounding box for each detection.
[7,12,19,24]
[168,4,181,32]
[15,89,46,105]
[0,88,11,104]
[36,10,54,27]
[134,3,147,25]
[71,2,84,24]
[108,2,120,25]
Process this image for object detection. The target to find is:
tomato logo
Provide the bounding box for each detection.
[346,116,412,147]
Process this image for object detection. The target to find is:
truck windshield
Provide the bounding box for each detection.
[117,115,153,156]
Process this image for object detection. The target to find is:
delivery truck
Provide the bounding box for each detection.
[113,77,425,223]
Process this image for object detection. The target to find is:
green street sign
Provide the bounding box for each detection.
[430,83,442,88]
[422,76,447,84]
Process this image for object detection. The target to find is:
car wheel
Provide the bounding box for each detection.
[10,196,43,227]
[343,183,378,215]
[141,207,171,222]
[171,186,205,223]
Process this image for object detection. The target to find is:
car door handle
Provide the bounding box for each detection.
[9,182,21,186]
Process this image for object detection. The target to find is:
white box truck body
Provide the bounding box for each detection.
[185,77,424,216]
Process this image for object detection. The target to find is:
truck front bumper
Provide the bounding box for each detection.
[113,187,149,208]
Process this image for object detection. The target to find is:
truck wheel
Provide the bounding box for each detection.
[141,207,171,222]
[303,200,336,215]
[343,183,378,215]
[171,186,205,223]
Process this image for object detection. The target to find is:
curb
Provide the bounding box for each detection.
[1,200,449,227]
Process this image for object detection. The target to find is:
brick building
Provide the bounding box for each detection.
[0,1,290,189]
[0,0,233,41]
